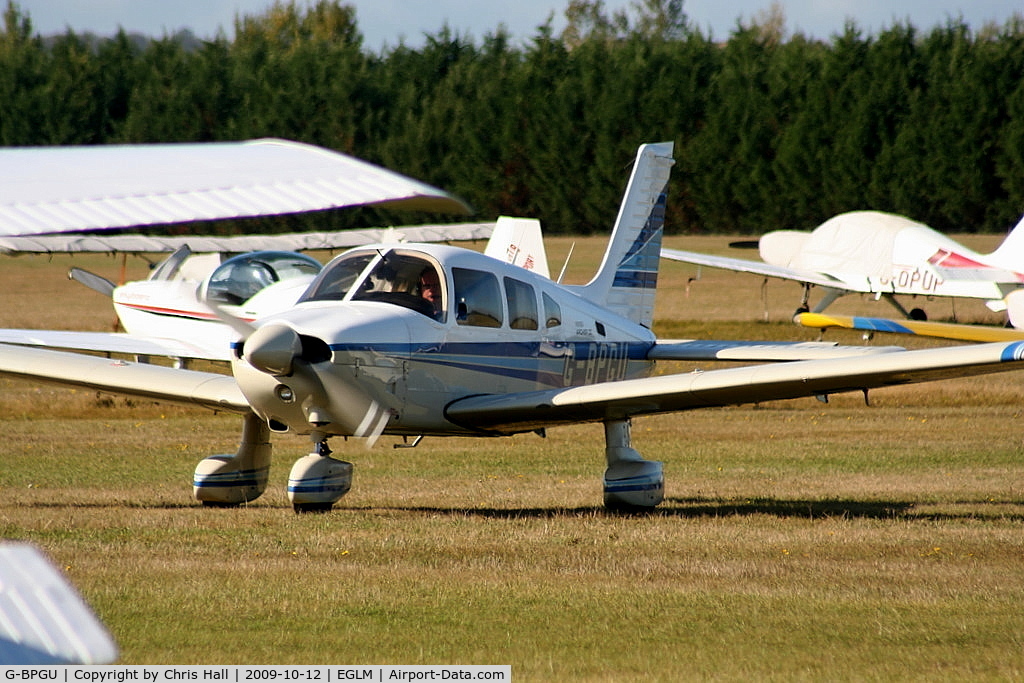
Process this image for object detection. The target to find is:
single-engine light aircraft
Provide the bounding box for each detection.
[662,211,1024,320]
[4,142,1024,512]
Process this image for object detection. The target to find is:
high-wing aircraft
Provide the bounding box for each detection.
[662,211,1024,320]
[0,137,471,236]
[0,137,489,362]
[4,142,1024,512]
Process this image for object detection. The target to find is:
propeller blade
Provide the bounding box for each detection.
[198,278,259,339]
[68,267,116,297]
[313,366,391,446]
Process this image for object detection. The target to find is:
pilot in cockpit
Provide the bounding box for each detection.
[418,267,443,317]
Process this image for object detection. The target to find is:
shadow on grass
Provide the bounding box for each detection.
[14,498,1024,522]
[377,497,1024,522]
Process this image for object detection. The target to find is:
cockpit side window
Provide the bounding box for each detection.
[504,277,538,330]
[543,292,562,328]
[453,267,503,328]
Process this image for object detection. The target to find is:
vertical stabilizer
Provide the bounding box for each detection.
[484,216,551,278]
[576,142,674,327]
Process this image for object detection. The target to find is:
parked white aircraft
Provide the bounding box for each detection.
[662,211,1024,319]
[0,223,497,362]
[4,142,1024,512]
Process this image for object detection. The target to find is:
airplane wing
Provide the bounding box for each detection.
[795,312,1024,343]
[0,329,234,362]
[0,222,495,255]
[660,247,844,290]
[648,339,904,362]
[0,542,118,664]
[446,341,1024,434]
[0,343,249,412]
[0,138,471,237]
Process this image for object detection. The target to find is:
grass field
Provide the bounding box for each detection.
[2,235,1024,678]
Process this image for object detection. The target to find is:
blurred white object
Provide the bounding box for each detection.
[0,542,118,664]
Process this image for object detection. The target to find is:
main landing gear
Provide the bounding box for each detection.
[193,413,272,506]
[602,418,664,509]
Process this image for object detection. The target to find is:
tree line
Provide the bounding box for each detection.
[3,0,1024,236]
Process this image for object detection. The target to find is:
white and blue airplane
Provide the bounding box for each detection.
[3,141,1024,512]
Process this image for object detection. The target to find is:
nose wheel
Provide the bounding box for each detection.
[287,436,353,513]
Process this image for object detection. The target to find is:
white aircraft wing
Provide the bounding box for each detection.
[0,329,233,362]
[0,344,249,412]
[446,341,1024,433]
[648,339,904,362]
[661,247,845,290]
[0,138,471,237]
[0,542,118,664]
[0,222,495,255]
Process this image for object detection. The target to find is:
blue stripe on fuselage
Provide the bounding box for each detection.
[326,340,653,388]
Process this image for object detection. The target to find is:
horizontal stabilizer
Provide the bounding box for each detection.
[661,247,841,289]
[649,339,904,362]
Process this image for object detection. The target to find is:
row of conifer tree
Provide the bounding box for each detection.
[3,0,1024,235]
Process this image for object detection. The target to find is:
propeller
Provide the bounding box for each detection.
[238,322,389,445]
[199,279,390,444]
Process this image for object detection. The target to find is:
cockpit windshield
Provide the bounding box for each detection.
[301,249,445,321]
[205,251,321,305]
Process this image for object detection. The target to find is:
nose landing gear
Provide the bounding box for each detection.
[287,436,353,513]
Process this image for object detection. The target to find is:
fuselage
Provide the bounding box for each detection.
[761,212,1024,301]
[231,243,658,438]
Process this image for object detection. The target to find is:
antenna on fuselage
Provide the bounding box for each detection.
[556,242,575,284]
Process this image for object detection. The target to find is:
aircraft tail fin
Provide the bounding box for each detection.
[986,214,1024,271]
[576,142,675,328]
[484,216,550,278]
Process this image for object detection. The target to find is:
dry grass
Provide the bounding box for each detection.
[2,238,1024,677]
